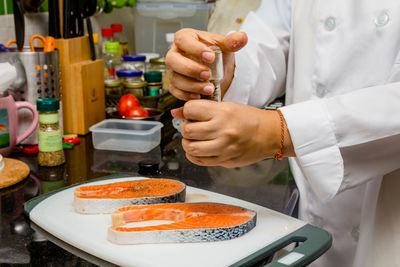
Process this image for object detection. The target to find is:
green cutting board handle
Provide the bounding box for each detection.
[231,224,332,267]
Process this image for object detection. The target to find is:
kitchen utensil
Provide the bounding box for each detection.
[0,95,38,156]
[48,0,61,38]
[12,0,25,51]
[76,0,86,36]
[85,0,97,60]
[0,49,60,145]
[0,156,30,189]
[25,176,332,267]
[63,0,76,38]
[29,35,55,52]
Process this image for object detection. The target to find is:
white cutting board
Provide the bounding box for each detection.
[30,177,306,267]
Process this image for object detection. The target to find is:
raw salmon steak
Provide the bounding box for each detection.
[74,179,186,214]
[108,202,257,244]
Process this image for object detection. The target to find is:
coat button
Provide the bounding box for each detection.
[316,86,327,97]
[324,16,336,31]
[375,10,390,27]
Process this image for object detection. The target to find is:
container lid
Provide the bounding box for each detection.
[105,79,121,87]
[117,69,143,78]
[139,53,160,62]
[123,81,147,89]
[144,71,162,83]
[102,28,114,37]
[123,55,146,62]
[150,57,166,65]
[36,98,59,112]
[111,24,123,32]
[105,42,119,53]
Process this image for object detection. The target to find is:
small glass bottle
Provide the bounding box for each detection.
[37,98,65,167]
[121,55,146,74]
[149,57,169,90]
[104,42,121,80]
[111,23,129,56]
[116,69,143,84]
[105,79,123,115]
[117,69,147,96]
[201,46,223,101]
[101,28,114,56]
[144,71,162,96]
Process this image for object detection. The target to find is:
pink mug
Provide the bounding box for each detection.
[0,95,38,156]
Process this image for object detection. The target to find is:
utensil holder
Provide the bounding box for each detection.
[55,36,105,135]
[0,48,60,144]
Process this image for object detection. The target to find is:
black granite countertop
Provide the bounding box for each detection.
[1,130,296,266]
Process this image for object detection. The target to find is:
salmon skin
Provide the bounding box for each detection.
[74,179,186,214]
[108,202,257,244]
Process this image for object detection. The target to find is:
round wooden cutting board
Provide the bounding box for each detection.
[0,157,30,189]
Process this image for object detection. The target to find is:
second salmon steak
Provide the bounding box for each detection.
[74,179,186,214]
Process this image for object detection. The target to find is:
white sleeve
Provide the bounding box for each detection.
[223,0,291,108]
[280,83,400,202]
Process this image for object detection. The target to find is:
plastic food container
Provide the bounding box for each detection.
[90,119,163,153]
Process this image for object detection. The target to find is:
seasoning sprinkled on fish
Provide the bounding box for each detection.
[74,179,186,214]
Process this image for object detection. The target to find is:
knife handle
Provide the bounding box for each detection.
[12,0,25,50]
[49,0,61,38]
[87,18,96,61]
[63,0,75,38]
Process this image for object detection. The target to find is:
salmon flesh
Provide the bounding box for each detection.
[74,179,186,214]
[108,202,257,244]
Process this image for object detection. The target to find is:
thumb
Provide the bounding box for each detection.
[219,32,248,53]
[170,107,185,120]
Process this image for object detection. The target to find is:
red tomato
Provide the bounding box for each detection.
[125,106,149,118]
[118,94,140,116]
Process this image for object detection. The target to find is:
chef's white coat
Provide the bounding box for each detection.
[224,0,400,266]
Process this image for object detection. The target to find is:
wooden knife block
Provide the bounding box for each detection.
[55,36,105,135]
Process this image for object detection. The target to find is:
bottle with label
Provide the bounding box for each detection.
[104,42,121,80]
[101,28,114,56]
[37,98,65,167]
[111,24,129,56]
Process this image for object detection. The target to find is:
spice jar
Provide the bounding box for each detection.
[105,79,123,114]
[123,79,147,97]
[121,55,146,74]
[149,57,169,90]
[37,98,65,167]
[116,69,143,83]
[144,71,162,96]
[184,46,223,101]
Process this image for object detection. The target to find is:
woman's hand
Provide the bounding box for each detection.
[171,100,294,168]
[165,29,248,101]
